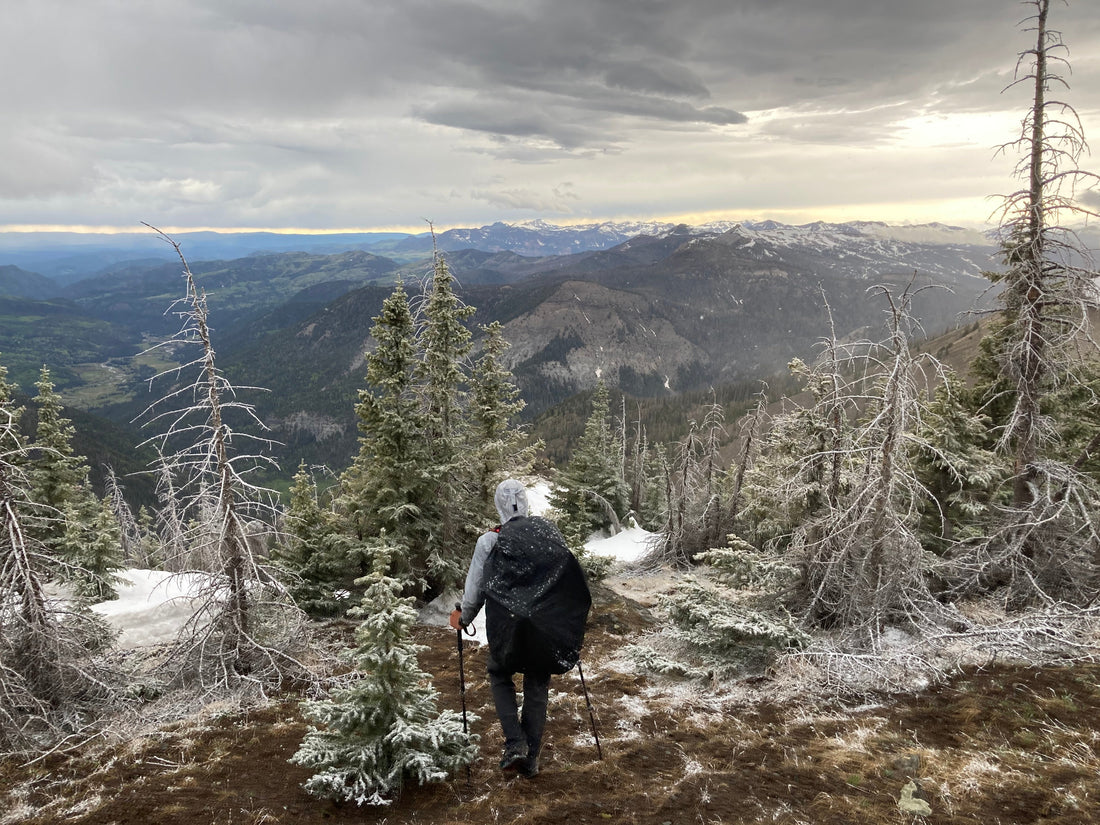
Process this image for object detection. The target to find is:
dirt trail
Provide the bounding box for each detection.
[3,589,1100,824]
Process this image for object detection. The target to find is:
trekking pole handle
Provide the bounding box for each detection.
[454,602,475,635]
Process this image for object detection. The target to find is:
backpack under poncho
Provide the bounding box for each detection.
[482,515,591,675]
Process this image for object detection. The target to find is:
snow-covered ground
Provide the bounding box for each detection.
[90,569,210,648]
[92,480,657,649]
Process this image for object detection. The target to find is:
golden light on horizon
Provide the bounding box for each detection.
[0,223,436,235]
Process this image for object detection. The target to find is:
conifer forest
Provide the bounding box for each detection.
[2,2,1100,823]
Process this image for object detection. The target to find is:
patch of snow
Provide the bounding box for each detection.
[527,480,553,516]
[586,526,656,565]
[90,569,211,648]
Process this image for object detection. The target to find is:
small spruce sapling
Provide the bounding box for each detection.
[291,534,477,806]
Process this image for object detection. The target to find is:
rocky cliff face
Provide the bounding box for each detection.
[478,224,995,414]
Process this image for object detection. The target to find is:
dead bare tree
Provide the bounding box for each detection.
[136,226,313,700]
[728,387,768,524]
[103,466,141,566]
[642,400,733,570]
[0,371,119,755]
[152,455,189,572]
[735,287,960,646]
[993,0,1099,500]
[962,0,1100,605]
[797,288,956,640]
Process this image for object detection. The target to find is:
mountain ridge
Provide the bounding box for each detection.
[0,218,1003,477]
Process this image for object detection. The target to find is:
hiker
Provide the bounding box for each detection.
[450,478,590,779]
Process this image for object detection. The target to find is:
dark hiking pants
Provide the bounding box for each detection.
[488,656,551,762]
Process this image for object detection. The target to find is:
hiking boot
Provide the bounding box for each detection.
[519,756,539,778]
[499,747,527,773]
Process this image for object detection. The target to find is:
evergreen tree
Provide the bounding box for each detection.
[58,491,124,602]
[469,321,537,517]
[26,368,95,559]
[913,369,1005,555]
[24,367,121,594]
[276,461,362,617]
[135,505,162,569]
[738,354,850,552]
[550,381,630,541]
[338,256,534,597]
[291,535,477,806]
[413,251,478,591]
[634,537,809,680]
[339,284,430,589]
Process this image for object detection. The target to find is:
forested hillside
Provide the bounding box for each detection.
[0,218,996,480]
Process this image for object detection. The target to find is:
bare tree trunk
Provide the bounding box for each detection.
[137,226,313,697]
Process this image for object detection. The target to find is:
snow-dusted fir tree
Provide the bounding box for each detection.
[134,505,162,569]
[412,249,481,590]
[26,368,87,515]
[25,368,109,575]
[738,350,850,553]
[550,380,630,542]
[961,0,1100,604]
[338,283,430,589]
[275,461,362,617]
[291,534,477,806]
[912,369,1005,555]
[469,320,538,519]
[58,492,124,602]
[138,227,311,697]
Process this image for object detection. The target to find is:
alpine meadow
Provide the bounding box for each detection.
[3,1,1100,823]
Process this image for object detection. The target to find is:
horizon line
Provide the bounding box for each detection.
[0,215,998,236]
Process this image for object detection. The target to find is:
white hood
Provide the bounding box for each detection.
[494,479,529,523]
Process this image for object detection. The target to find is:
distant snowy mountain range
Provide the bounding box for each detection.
[399,218,994,260]
[0,218,998,285]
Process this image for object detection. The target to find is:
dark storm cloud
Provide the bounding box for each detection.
[1,0,1098,228]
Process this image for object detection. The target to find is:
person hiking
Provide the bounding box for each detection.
[450,478,590,779]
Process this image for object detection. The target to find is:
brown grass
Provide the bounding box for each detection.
[3,588,1100,825]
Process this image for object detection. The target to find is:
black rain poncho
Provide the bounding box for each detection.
[482,515,591,675]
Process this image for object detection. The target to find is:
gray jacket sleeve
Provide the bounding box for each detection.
[459,530,498,626]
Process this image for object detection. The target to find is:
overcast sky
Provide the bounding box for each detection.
[3,0,1098,234]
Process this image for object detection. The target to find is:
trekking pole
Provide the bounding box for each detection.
[455,604,473,784]
[576,659,603,760]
